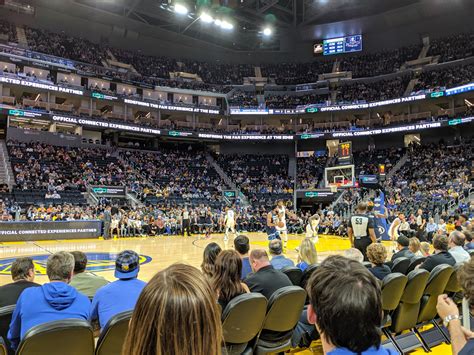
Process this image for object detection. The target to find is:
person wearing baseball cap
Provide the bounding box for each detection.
[90,250,146,329]
[390,235,414,262]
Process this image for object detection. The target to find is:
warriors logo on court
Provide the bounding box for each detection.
[0,252,152,276]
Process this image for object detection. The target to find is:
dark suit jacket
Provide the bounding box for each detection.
[244,265,292,299]
[0,280,40,307]
[419,251,456,272]
[391,247,414,262]
[369,264,392,281]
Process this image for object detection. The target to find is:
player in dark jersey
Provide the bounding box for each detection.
[266,206,282,241]
[348,202,377,261]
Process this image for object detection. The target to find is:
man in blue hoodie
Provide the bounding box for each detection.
[8,251,90,350]
[90,250,146,329]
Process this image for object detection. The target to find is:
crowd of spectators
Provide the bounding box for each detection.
[337,75,411,103]
[216,154,294,209]
[228,90,259,108]
[0,19,17,43]
[297,154,327,189]
[7,140,124,193]
[413,63,474,92]
[121,145,225,208]
[265,93,329,109]
[25,26,107,66]
[260,60,334,85]
[385,141,473,216]
[339,44,420,78]
[428,33,474,63]
[353,147,405,176]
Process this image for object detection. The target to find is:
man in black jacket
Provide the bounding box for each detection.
[0,257,39,307]
[244,249,292,299]
[418,234,456,272]
[391,236,414,262]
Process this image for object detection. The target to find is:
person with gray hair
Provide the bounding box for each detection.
[7,251,90,351]
[448,231,470,264]
[269,239,295,270]
[0,257,39,307]
[343,248,364,263]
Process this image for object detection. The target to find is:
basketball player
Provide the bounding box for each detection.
[276,200,301,247]
[388,213,407,240]
[224,206,236,242]
[266,206,282,241]
[305,213,321,243]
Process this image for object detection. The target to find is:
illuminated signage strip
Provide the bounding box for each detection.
[331,122,443,138]
[198,133,294,141]
[8,109,44,118]
[0,76,83,96]
[124,98,220,115]
[231,95,427,115]
[445,82,474,96]
[52,115,161,135]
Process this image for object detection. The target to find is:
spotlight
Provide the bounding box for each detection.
[200,12,214,23]
[221,20,234,30]
[263,27,272,36]
[174,3,188,15]
[214,19,222,26]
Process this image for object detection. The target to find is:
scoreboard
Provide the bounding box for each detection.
[322,35,362,55]
[338,141,352,162]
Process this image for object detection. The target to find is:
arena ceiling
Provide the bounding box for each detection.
[72,0,422,50]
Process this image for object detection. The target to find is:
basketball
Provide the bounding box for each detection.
[277,221,285,228]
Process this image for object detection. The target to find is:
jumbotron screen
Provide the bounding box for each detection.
[322,35,362,55]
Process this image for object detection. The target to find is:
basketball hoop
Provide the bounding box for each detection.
[330,185,338,193]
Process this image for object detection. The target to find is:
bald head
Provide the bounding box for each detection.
[449,231,466,247]
[356,203,367,213]
[249,249,270,272]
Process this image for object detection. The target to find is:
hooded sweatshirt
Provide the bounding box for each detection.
[7,281,90,350]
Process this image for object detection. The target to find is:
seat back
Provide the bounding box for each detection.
[381,273,408,312]
[417,264,454,323]
[95,310,133,355]
[0,336,7,355]
[261,286,306,333]
[406,256,426,274]
[281,267,303,286]
[222,293,267,345]
[16,319,94,355]
[300,264,319,289]
[444,263,463,294]
[0,305,15,355]
[390,269,430,333]
[391,257,410,274]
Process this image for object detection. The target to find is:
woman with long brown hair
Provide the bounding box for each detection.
[201,242,222,278]
[212,250,250,311]
[122,264,223,355]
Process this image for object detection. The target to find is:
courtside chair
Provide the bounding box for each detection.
[95,310,133,355]
[380,273,408,354]
[16,319,94,355]
[221,293,267,355]
[0,305,15,355]
[406,256,426,274]
[252,286,306,355]
[281,266,303,286]
[390,257,410,275]
[385,269,430,353]
[300,264,319,289]
[444,263,464,302]
[415,264,454,350]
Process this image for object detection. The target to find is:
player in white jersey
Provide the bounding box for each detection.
[276,200,301,247]
[305,213,321,243]
[224,206,236,242]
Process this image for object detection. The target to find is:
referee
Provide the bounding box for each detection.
[348,202,377,261]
